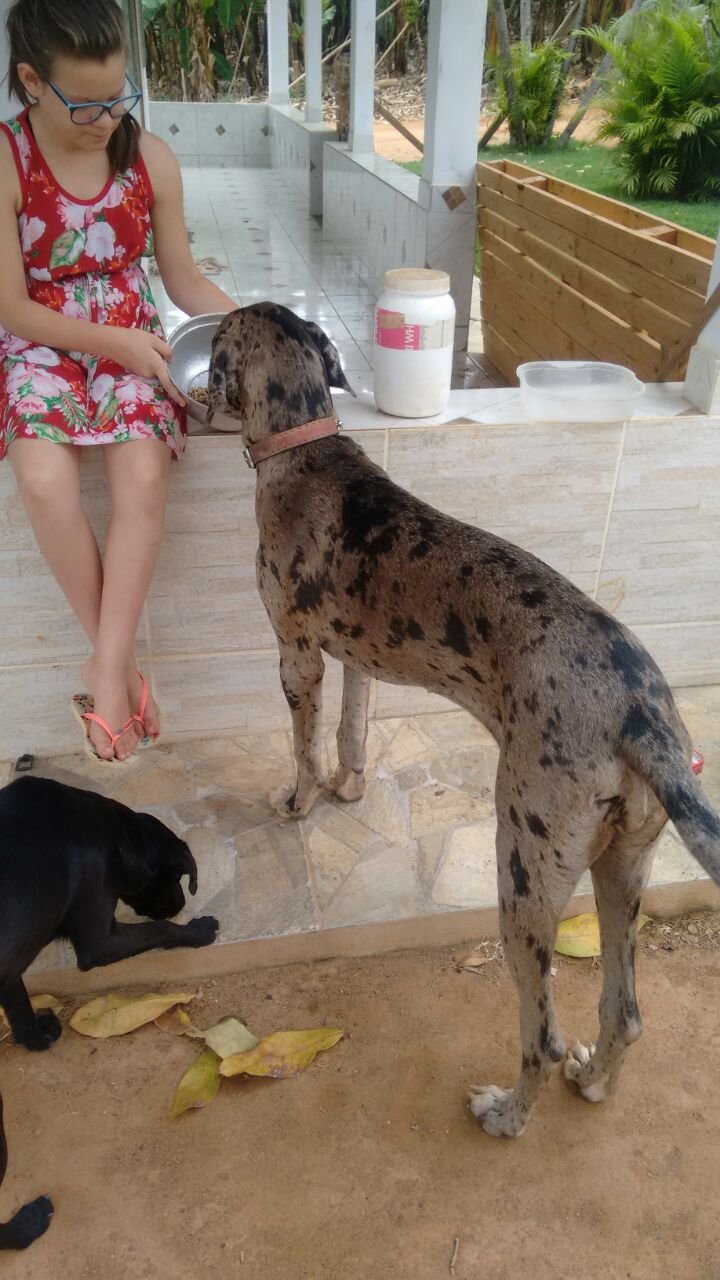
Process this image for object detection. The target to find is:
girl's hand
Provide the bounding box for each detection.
[107,328,185,405]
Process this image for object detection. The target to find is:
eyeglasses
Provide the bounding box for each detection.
[47,75,142,125]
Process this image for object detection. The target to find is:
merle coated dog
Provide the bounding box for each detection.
[0,776,218,1051]
[207,301,720,1138]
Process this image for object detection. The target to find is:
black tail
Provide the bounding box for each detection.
[621,706,720,884]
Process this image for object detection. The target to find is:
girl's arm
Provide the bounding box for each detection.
[142,134,238,318]
[0,139,183,403]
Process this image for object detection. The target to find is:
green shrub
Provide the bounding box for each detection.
[490,42,570,148]
[584,0,720,199]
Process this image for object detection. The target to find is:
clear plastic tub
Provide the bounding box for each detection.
[517,361,645,423]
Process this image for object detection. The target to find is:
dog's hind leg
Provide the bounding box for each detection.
[564,815,662,1104]
[329,666,371,803]
[0,979,61,1052]
[274,643,326,818]
[470,781,583,1137]
[0,1094,53,1250]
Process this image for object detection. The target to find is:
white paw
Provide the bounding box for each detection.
[269,783,321,819]
[327,766,366,803]
[468,1085,525,1138]
[564,1043,609,1102]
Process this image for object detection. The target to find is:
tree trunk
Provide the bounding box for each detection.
[520,0,532,48]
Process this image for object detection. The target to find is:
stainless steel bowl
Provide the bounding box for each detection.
[167,312,241,433]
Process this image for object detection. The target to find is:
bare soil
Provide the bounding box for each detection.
[2,912,719,1280]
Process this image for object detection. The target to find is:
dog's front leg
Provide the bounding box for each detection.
[328,666,371,803]
[0,979,62,1052]
[73,917,219,970]
[274,643,325,818]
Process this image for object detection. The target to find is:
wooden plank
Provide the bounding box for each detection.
[480,205,687,350]
[481,227,661,377]
[480,160,715,258]
[478,182,704,325]
[483,246,660,378]
[482,253,598,365]
[481,322,523,384]
[478,163,711,296]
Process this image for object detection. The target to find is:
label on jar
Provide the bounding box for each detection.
[375,308,454,351]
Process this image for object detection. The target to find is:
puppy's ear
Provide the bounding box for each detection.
[180,845,198,896]
[302,320,357,398]
[207,326,247,424]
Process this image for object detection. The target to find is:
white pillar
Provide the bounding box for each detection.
[348,0,375,154]
[422,0,487,189]
[684,231,720,413]
[267,0,290,106]
[304,0,323,124]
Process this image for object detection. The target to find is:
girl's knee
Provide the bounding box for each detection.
[11,448,80,510]
[111,456,169,516]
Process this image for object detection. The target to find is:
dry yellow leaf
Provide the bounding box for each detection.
[0,994,63,1032]
[555,912,650,958]
[70,992,195,1038]
[170,1047,221,1118]
[201,1017,257,1059]
[220,1028,344,1079]
[154,1006,202,1037]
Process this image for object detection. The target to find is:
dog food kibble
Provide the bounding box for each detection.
[188,384,210,405]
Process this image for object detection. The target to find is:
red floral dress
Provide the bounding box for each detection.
[0,108,186,462]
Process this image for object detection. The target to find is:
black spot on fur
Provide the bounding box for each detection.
[267,380,285,403]
[547,675,557,690]
[510,843,530,896]
[331,618,347,634]
[295,635,309,651]
[295,570,335,614]
[410,540,431,561]
[523,691,539,715]
[440,610,472,658]
[664,784,720,837]
[462,664,485,684]
[350,623,364,639]
[387,617,406,649]
[521,588,548,608]
[539,754,553,770]
[406,618,425,641]
[475,613,492,643]
[535,945,551,977]
[525,812,549,839]
[609,636,648,691]
[526,933,536,949]
[509,805,521,830]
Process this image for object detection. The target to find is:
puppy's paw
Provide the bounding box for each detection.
[184,916,219,948]
[270,783,321,819]
[20,1011,62,1052]
[564,1042,610,1102]
[1,1196,54,1249]
[468,1084,526,1138]
[326,766,366,804]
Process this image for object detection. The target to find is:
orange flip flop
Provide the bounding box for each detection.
[133,672,161,748]
[71,694,140,768]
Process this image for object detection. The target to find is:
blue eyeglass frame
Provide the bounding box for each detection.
[47,75,142,124]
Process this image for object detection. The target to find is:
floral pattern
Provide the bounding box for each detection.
[0,109,185,461]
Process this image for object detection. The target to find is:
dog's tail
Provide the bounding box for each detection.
[621,706,720,883]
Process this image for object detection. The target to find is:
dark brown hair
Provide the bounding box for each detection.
[6,0,140,173]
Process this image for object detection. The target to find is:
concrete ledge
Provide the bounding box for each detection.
[268,105,337,216]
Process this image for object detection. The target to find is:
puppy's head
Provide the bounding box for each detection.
[118,812,198,921]
[207,302,356,439]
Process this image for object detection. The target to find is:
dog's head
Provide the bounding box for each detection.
[207,303,356,442]
[117,812,198,921]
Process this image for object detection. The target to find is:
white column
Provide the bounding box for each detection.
[304,0,323,124]
[267,0,290,106]
[348,0,375,154]
[684,230,720,413]
[422,0,487,189]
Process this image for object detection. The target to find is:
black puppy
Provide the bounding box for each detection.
[0,776,218,1051]
[0,1094,52,1250]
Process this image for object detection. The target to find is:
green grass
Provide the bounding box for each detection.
[404,141,720,239]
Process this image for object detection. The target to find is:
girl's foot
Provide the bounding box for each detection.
[80,660,141,762]
[127,669,161,742]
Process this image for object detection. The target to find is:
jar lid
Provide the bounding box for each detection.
[383,268,451,296]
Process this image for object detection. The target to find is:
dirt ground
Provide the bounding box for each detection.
[373,106,607,162]
[2,913,719,1280]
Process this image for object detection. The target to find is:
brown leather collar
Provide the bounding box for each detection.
[243,415,341,469]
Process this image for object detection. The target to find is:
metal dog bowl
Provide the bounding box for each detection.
[167,312,241,433]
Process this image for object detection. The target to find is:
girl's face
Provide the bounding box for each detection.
[17,51,129,151]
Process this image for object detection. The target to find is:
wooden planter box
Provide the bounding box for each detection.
[477,159,714,385]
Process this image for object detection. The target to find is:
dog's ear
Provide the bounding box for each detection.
[302,320,357,398]
[180,844,198,896]
[207,329,248,425]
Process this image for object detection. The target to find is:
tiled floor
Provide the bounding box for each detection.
[153,165,500,390]
[18,686,719,976]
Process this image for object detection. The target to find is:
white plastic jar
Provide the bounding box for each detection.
[373,268,456,418]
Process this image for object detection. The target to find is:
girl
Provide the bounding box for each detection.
[0,0,237,763]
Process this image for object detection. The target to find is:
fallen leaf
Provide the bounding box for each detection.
[220,1028,343,1079]
[70,992,195,1038]
[456,941,503,972]
[154,1006,202,1037]
[170,1047,221,1118]
[555,913,650,958]
[0,994,63,1031]
[201,1017,258,1059]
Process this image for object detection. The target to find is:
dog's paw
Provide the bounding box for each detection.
[184,916,219,948]
[1,1196,54,1249]
[20,1011,62,1052]
[468,1084,526,1138]
[270,783,321,819]
[564,1042,610,1102]
[327,766,366,804]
